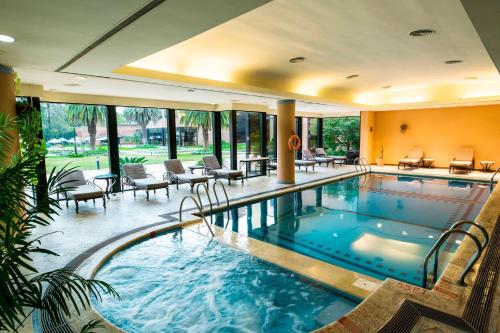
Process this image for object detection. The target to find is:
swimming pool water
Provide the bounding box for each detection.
[93,229,358,333]
[211,174,489,285]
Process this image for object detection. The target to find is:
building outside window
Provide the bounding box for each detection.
[116,106,168,179]
[175,110,215,167]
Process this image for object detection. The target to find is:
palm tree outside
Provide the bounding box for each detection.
[180,110,230,150]
[123,107,162,145]
[66,104,107,150]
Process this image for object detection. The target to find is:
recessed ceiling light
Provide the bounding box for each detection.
[74,76,86,80]
[289,56,305,63]
[64,83,81,87]
[464,76,478,80]
[187,88,195,92]
[445,60,463,64]
[0,34,15,43]
[409,29,436,37]
[346,74,359,79]
[381,85,392,89]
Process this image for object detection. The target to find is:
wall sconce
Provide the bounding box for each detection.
[400,123,408,133]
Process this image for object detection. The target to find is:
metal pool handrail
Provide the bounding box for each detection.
[353,157,369,173]
[422,229,484,288]
[450,220,489,249]
[360,157,371,172]
[490,167,500,192]
[196,183,213,213]
[212,180,230,209]
[179,195,214,237]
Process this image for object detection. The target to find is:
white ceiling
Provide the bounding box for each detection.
[1,0,499,112]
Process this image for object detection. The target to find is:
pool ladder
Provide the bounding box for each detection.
[353,157,371,173]
[178,180,230,237]
[422,220,489,289]
[490,167,500,192]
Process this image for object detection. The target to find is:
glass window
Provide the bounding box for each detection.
[236,111,262,167]
[220,111,231,168]
[266,115,277,158]
[41,102,109,179]
[175,110,214,168]
[300,117,318,152]
[116,107,168,179]
[323,116,360,157]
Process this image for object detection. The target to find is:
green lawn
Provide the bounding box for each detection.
[45,147,232,171]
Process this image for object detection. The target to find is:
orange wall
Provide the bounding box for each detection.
[368,104,500,168]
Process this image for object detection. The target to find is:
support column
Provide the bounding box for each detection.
[277,99,295,184]
[0,64,17,162]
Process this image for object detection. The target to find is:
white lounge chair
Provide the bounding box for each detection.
[58,170,105,213]
[202,155,244,185]
[122,163,169,200]
[163,159,209,192]
[449,148,474,174]
[398,147,424,170]
[302,149,333,167]
[295,160,316,172]
[315,148,347,166]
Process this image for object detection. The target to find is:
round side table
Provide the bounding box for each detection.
[188,165,206,175]
[480,161,495,172]
[94,173,118,198]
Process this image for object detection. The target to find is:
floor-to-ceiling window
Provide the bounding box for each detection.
[116,106,168,179]
[322,116,360,160]
[236,111,262,168]
[220,111,231,167]
[41,102,109,179]
[175,110,214,168]
[299,117,319,152]
[266,115,277,158]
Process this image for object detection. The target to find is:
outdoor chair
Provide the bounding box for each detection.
[295,160,316,172]
[449,148,474,174]
[122,163,169,200]
[267,158,277,176]
[315,148,347,166]
[163,159,209,192]
[202,155,244,185]
[58,170,105,213]
[302,149,333,167]
[267,158,316,174]
[398,147,424,169]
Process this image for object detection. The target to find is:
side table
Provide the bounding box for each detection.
[94,173,118,199]
[422,158,435,168]
[480,161,495,172]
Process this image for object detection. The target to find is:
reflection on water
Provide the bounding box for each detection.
[213,174,488,285]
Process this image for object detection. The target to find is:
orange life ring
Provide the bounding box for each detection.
[288,134,301,151]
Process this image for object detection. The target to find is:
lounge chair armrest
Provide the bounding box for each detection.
[146,173,156,179]
[122,175,134,186]
[87,180,103,191]
[163,171,177,181]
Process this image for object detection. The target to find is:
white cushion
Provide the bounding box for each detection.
[67,185,103,200]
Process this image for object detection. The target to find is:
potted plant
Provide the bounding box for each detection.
[376,145,384,166]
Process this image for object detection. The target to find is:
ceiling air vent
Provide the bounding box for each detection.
[445,60,463,64]
[289,56,306,63]
[346,74,359,79]
[409,29,436,37]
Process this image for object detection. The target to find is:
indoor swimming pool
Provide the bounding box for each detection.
[92,228,359,333]
[210,173,489,285]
